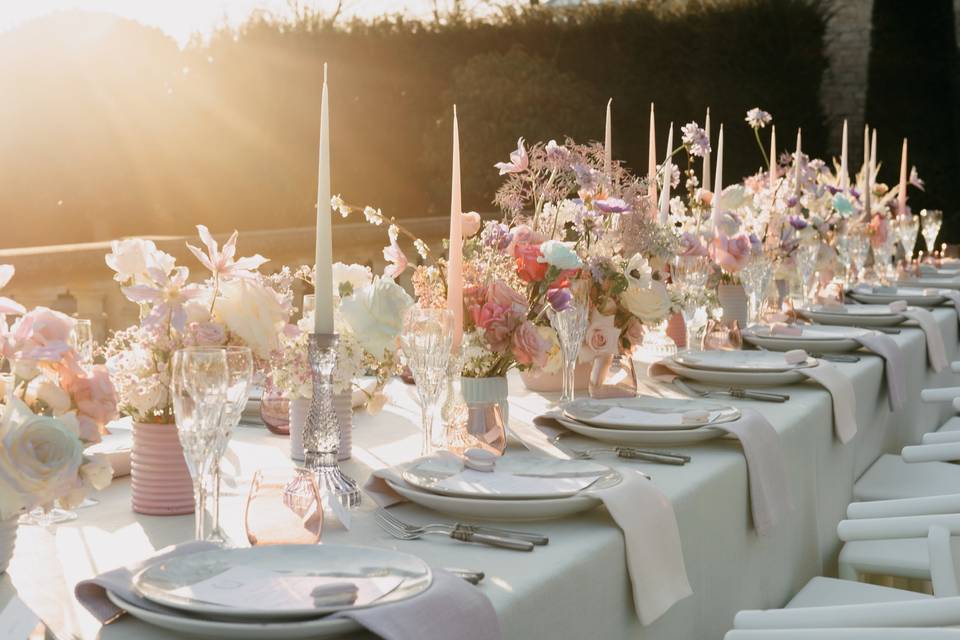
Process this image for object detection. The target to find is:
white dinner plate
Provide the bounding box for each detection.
[133,545,431,621]
[742,325,866,353]
[661,359,807,386]
[900,277,960,290]
[106,591,359,640]
[384,475,614,521]
[672,350,816,373]
[401,453,613,500]
[563,396,740,430]
[848,287,947,306]
[552,414,729,446]
[801,304,908,327]
[86,420,133,477]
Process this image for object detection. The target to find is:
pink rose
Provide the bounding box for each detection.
[185,321,227,347]
[623,316,645,349]
[13,307,75,362]
[515,243,548,282]
[65,365,118,428]
[461,212,482,237]
[486,279,526,309]
[712,233,752,273]
[507,225,545,257]
[484,309,522,353]
[679,232,708,257]
[580,312,622,360]
[25,307,73,344]
[511,320,550,368]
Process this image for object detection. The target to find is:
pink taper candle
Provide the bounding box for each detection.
[648,103,657,208]
[447,106,463,351]
[711,124,724,230]
[768,125,777,189]
[659,122,673,224]
[898,138,908,217]
[840,119,849,189]
[604,98,612,177]
[702,108,711,192]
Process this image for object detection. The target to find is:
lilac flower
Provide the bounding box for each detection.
[786,196,799,209]
[186,225,268,281]
[748,233,762,254]
[546,287,572,312]
[849,187,861,200]
[587,256,607,282]
[788,215,808,230]
[545,139,569,161]
[122,266,203,332]
[656,163,681,189]
[572,163,601,191]
[594,197,630,214]
[482,221,513,252]
[826,185,840,195]
[494,137,529,175]
[808,159,825,174]
[909,166,925,191]
[574,208,603,236]
[681,122,711,158]
[745,108,772,129]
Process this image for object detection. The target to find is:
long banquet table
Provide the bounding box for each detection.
[4,308,960,640]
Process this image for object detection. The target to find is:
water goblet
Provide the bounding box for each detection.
[171,348,229,540]
[739,254,774,327]
[921,209,943,257]
[847,229,870,285]
[897,214,920,264]
[69,319,94,372]
[672,256,711,350]
[547,281,589,404]
[399,307,453,456]
[795,241,820,305]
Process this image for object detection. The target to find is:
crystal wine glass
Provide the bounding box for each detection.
[400,307,453,456]
[739,254,774,327]
[171,348,229,540]
[672,255,711,350]
[547,281,589,404]
[795,241,820,305]
[187,346,253,545]
[847,229,870,285]
[897,214,920,264]
[69,319,94,372]
[921,209,943,257]
[244,467,323,546]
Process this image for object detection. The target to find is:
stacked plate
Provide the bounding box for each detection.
[384,452,622,521]
[847,286,947,306]
[899,276,960,291]
[109,545,432,639]
[661,350,815,386]
[552,396,739,446]
[802,304,908,327]
[743,325,870,353]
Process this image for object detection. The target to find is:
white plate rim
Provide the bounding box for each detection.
[662,360,807,386]
[670,352,816,374]
[553,414,729,446]
[562,397,740,430]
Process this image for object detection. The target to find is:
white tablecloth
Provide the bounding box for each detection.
[4,309,959,640]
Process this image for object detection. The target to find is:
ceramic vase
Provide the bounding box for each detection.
[461,376,510,430]
[717,283,749,329]
[130,421,194,515]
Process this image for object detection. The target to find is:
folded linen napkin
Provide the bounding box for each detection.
[366,464,692,626]
[794,360,858,443]
[900,307,948,372]
[937,289,960,324]
[75,541,502,640]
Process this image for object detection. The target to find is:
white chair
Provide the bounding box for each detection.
[853,439,960,502]
[725,630,960,639]
[837,517,960,583]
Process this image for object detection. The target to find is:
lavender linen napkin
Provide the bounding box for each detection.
[852,332,907,411]
[76,541,501,640]
[366,465,693,626]
[901,307,948,372]
[796,360,858,444]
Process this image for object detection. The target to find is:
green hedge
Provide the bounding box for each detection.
[0,1,829,248]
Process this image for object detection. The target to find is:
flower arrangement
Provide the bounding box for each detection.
[0,267,115,518]
[103,227,291,422]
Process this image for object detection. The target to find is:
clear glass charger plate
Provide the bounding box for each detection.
[672,350,817,373]
[802,304,908,327]
[132,545,432,621]
[847,287,946,306]
[106,590,359,640]
[401,452,617,500]
[562,396,740,431]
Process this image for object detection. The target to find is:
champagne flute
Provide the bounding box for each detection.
[547,280,589,404]
[921,209,943,257]
[400,307,453,456]
[69,319,94,372]
[172,348,229,540]
[672,255,711,350]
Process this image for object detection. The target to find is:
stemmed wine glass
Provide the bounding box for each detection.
[399,307,453,456]
[171,348,229,540]
[187,346,253,544]
[896,214,920,265]
[739,254,774,327]
[547,280,589,404]
[847,228,870,285]
[920,209,943,257]
[69,319,94,372]
[795,241,820,305]
[672,256,711,350]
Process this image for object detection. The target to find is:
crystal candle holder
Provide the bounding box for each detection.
[305,333,361,509]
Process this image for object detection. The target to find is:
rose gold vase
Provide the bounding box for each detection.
[666,312,686,348]
[130,421,195,515]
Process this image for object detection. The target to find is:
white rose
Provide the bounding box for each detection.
[538,240,582,270]
[621,281,672,325]
[0,397,83,519]
[339,277,413,358]
[80,453,113,490]
[332,262,373,298]
[213,279,288,359]
[536,325,563,374]
[105,238,168,284]
[32,379,72,416]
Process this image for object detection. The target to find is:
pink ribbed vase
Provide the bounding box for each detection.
[130,421,195,516]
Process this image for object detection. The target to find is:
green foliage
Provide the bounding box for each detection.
[0,1,829,248]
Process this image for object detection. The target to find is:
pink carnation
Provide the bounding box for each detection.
[712,233,752,273]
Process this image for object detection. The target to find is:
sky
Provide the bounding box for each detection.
[0,0,450,46]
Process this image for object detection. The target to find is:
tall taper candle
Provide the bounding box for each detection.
[659,122,673,224]
[702,108,712,192]
[794,129,802,198]
[604,98,612,177]
[648,103,657,208]
[768,125,777,189]
[314,63,333,334]
[840,119,849,189]
[870,129,877,178]
[448,106,464,351]
[863,125,871,219]
[711,124,724,229]
[897,138,908,217]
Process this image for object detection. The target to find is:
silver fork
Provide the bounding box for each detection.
[377,507,546,544]
[375,509,535,551]
[673,378,789,402]
[566,445,689,465]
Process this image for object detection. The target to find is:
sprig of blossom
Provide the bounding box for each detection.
[680,122,711,158]
[745,108,772,129]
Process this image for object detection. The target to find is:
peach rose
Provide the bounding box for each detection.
[511,321,550,368]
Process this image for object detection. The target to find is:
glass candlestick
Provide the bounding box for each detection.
[305,333,361,508]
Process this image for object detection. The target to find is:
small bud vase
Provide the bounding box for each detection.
[130,421,194,516]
